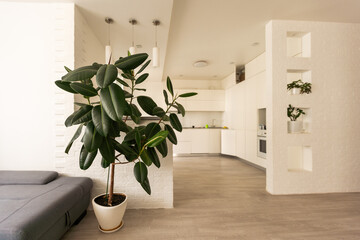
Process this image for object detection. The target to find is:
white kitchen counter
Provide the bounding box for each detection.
[173,128,221,154]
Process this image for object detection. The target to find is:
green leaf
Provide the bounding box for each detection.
[64,66,72,72]
[176,102,186,117]
[117,120,132,133]
[165,124,177,145]
[152,106,166,117]
[115,53,148,71]
[65,124,83,154]
[124,129,137,143]
[124,90,133,98]
[145,122,161,139]
[140,150,152,166]
[166,76,174,96]
[135,130,141,152]
[140,177,151,195]
[156,139,168,158]
[74,102,88,107]
[72,110,92,125]
[130,104,141,124]
[91,105,111,137]
[135,73,149,84]
[134,162,148,183]
[121,73,135,80]
[101,158,110,168]
[55,80,77,94]
[137,60,151,75]
[145,130,168,148]
[147,147,160,168]
[170,113,182,132]
[137,96,157,115]
[112,140,138,161]
[62,65,97,82]
[70,82,98,97]
[96,64,118,88]
[100,83,126,121]
[134,88,146,91]
[116,78,130,87]
[163,115,170,121]
[179,92,198,98]
[163,90,169,105]
[79,145,97,170]
[65,105,93,127]
[83,122,103,152]
[99,137,115,164]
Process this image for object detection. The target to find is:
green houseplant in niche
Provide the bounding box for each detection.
[287,104,306,133]
[55,53,197,232]
[287,79,312,95]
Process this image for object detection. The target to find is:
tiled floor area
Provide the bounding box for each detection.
[63,155,360,240]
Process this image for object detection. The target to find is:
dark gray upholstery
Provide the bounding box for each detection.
[0,171,58,185]
[0,171,92,240]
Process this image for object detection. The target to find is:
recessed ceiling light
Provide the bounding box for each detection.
[251,42,259,46]
[193,60,208,68]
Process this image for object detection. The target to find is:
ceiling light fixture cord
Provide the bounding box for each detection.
[152,20,160,68]
[132,23,134,47]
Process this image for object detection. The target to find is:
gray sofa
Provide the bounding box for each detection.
[0,171,92,240]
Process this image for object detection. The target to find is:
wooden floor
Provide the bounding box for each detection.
[63,155,360,240]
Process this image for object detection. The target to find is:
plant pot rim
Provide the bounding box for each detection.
[92,192,127,209]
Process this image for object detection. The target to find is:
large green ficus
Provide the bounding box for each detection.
[55,53,197,206]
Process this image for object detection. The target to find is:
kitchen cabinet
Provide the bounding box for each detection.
[173,129,221,154]
[175,89,225,111]
[221,129,236,156]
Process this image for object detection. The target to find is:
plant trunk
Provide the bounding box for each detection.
[108,163,115,206]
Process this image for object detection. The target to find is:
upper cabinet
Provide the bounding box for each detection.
[175,89,225,111]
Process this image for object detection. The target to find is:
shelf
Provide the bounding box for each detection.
[287,146,312,172]
[287,31,311,58]
[287,107,311,134]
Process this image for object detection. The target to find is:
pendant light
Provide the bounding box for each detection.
[105,17,114,63]
[152,19,160,67]
[129,19,137,55]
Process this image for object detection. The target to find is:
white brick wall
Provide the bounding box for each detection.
[54,7,174,209]
[266,20,360,194]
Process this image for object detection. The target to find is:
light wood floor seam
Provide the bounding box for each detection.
[63,155,360,240]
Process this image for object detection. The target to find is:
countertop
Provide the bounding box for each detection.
[183,127,225,129]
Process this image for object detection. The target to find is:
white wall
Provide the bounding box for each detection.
[222,53,266,168]
[172,79,222,90]
[0,2,75,170]
[266,20,360,194]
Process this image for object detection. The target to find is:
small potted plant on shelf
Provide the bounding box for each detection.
[287,79,312,95]
[287,104,305,133]
[55,53,197,233]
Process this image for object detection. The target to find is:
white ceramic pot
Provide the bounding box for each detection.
[290,88,301,95]
[92,193,128,233]
[288,121,303,133]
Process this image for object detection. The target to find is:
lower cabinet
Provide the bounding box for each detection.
[173,129,221,154]
[221,130,236,156]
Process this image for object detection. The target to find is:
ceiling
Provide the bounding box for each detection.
[5,0,360,81]
[164,0,360,80]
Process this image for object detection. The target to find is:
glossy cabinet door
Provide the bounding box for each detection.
[173,129,221,154]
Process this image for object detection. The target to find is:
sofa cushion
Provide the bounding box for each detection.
[0,171,58,185]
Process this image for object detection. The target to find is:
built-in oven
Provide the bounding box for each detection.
[257,130,266,159]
